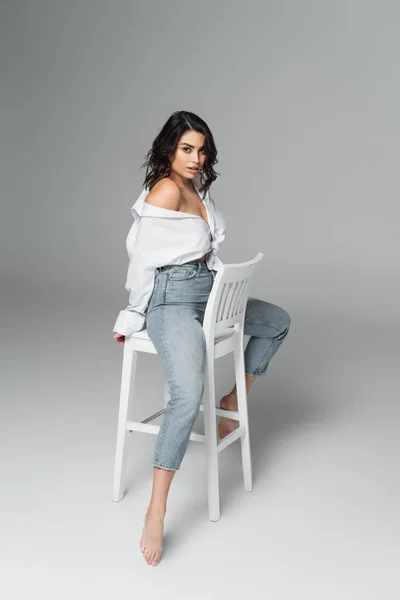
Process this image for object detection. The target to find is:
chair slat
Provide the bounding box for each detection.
[222,282,235,321]
[227,281,241,319]
[216,282,227,322]
[237,278,249,314]
[232,280,245,316]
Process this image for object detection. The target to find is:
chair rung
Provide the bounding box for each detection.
[140,406,240,423]
[189,431,205,443]
[199,404,240,422]
[141,408,166,424]
[217,426,245,453]
[127,420,160,435]
[127,420,205,442]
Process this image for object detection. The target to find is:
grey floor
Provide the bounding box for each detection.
[2,293,399,599]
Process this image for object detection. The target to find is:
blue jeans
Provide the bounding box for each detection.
[145,260,291,471]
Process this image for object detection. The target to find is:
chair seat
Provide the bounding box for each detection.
[132,327,236,344]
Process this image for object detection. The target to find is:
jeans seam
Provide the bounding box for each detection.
[153,294,176,465]
[166,268,198,284]
[245,322,285,336]
[147,275,160,313]
[250,339,274,376]
[168,270,197,281]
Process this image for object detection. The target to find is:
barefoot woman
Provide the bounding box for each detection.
[113,110,291,566]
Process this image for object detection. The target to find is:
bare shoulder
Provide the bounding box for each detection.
[145,178,181,210]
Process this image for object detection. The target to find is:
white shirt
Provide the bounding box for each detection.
[113,175,226,337]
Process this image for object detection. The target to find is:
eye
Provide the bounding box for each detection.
[182,147,206,154]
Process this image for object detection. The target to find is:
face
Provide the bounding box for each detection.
[170,130,207,182]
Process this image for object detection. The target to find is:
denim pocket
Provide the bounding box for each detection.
[167,266,197,281]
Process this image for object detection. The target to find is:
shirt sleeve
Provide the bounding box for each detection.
[113,216,160,336]
[113,253,156,336]
[113,215,184,337]
[209,193,226,243]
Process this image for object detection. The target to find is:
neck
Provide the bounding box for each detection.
[170,171,197,192]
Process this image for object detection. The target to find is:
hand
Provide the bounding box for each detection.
[113,332,125,345]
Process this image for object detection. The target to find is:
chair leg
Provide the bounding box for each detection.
[112,337,137,502]
[234,334,253,492]
[203,352,220,521]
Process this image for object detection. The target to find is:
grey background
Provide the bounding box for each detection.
[1,0,399,596]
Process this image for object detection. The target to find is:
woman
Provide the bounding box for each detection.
[113,111,291,567]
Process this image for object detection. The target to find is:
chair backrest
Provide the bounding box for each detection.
[203,252,264,340]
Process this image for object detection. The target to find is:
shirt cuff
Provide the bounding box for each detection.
[113,309,146,337]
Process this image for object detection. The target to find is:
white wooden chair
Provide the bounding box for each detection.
[112,252,264,521]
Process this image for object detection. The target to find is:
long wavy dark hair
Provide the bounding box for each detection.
[141,111,220,197]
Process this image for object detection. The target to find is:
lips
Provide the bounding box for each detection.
[187,167,198,171]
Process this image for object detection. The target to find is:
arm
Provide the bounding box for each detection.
[113,244,156,336]
[113,180,181,337]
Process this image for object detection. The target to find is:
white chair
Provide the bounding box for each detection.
[112,252,264,521]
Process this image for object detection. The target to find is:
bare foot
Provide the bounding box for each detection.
[140,507,165,566]
[218,392,239,440]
